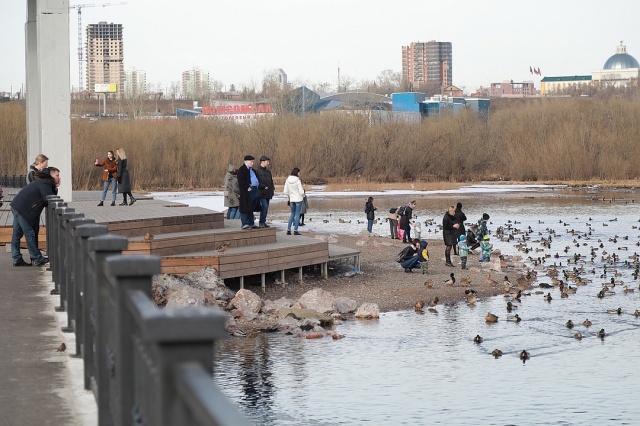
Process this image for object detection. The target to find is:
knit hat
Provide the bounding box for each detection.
[483,235,490,240]
[459,235,466,241]
[228,164,234,172]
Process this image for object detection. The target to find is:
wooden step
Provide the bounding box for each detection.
[160,234,329,278]
[123,226,277,256]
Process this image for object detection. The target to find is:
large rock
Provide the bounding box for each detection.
[335,297,357,314]
[297,288,337,314]
[262,297,296,314]
[183,267,235,301]
[277,308,332,324]
[165,286,206,308]
[355,303,380,319]
[231,289,264,314]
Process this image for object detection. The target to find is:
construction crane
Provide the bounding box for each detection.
[69,2,127,92]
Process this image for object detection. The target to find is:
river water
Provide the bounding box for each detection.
[159,185,640,425]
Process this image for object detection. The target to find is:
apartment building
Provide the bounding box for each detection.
[181,68,211,99]
[124,68,147,98]
[86,22,125,99]
[402,41,452,93]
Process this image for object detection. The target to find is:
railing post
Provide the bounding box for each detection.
[88,234,129,426]
[45,195,61,262]
[59,211,84,331]
[48,201,66,295]
[73,223,107,390]
[105,255,160,426]
[66,217,96,347]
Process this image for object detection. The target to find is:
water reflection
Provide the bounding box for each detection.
[213,187,640,425]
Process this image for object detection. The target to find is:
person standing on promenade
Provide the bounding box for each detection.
[26,154,49,184]
[10,167,60,266]
[95,150,118,206]
[387,207,400,239]
[283,167,305,235]
[115,148,136,206]
[453,202,467,255]
[237,155,259,229]
[399,200,416,243]
[443,205,460,267]
[255,156,275,228]
[224,165,241,219]
[364,196,376,233]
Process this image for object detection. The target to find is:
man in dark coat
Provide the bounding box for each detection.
[254,155,275,228]
[399,201,416,243]
[236,155,259,229]
[10,167,60,266]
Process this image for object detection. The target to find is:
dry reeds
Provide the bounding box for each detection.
[2,97,640,190]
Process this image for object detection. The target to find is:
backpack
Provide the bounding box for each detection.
[395,246,412,262]
[389,207,397,214]
[397,205,406,216]
[364,204,369,213]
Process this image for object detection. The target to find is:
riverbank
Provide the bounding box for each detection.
[240,231,523,312]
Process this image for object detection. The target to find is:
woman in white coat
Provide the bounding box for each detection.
[283,167,305,235]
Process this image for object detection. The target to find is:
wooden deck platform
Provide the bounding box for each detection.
[0,190,360,288]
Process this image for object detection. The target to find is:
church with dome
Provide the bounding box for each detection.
[540,42,639,95]
[591,41,640,88]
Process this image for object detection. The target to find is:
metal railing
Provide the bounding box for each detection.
[0,174,27,188]
[46,195,252,426]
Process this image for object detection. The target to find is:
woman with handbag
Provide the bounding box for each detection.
[95,150,118,206]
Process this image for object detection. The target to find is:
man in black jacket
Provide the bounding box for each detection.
[255,155,275,228]
[236,155,259,229]
[10,167,60,266]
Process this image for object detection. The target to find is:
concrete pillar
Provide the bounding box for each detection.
[25,0,73,200]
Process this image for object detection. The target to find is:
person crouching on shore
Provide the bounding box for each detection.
[399,239,421,273]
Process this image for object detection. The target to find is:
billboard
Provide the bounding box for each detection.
[94,83,117,93]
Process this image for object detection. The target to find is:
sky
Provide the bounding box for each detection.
[2,0,640,95]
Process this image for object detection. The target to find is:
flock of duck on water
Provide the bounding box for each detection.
[414,214,640,362]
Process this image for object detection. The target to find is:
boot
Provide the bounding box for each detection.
[461,257,467,269]
[445,248,455,267]
[129,197,136,205]
[110,201,116,206]
[119,201,128,206]
[97,201,104,206]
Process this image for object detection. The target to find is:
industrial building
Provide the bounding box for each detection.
[392,92,489,119]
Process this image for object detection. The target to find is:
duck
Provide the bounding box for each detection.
[466,293,478,305]
[583,319,592,327]
[597,328,606,338]
[485,312,499,323]
[414,300,425,312]
[491,349,503,358]
[506,301,517,312]
[459,276,472,287]
[474,334,483,344]
[423,280,434,288]
[428,297,439,308]
[519,350,530,360]
[597,290,605,298]
[443,273,455,286]
[485,273,499,287]
[544,293,553,301]
[574,332,583,340]
[507,314,522,322]
[634,310,640,317]
[623,285,635,293]
[607,307,622,315]
[565,320,574,328]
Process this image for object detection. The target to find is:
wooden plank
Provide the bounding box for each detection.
[161,257,220,267]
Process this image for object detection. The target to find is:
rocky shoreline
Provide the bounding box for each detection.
[152,230,533,337]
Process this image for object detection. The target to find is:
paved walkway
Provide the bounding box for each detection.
[0,248,95,425]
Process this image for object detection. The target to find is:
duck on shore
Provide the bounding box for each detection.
[519,350,530,360]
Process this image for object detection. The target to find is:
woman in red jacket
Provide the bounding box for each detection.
[95,150,118,206]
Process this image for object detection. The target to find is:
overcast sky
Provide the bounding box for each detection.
[2,0,640,94]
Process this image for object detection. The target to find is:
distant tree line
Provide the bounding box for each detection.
[2,95,640,190]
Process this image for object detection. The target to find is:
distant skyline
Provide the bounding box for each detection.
[2,0,640,95]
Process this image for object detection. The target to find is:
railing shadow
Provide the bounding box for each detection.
[46,195,252,426]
